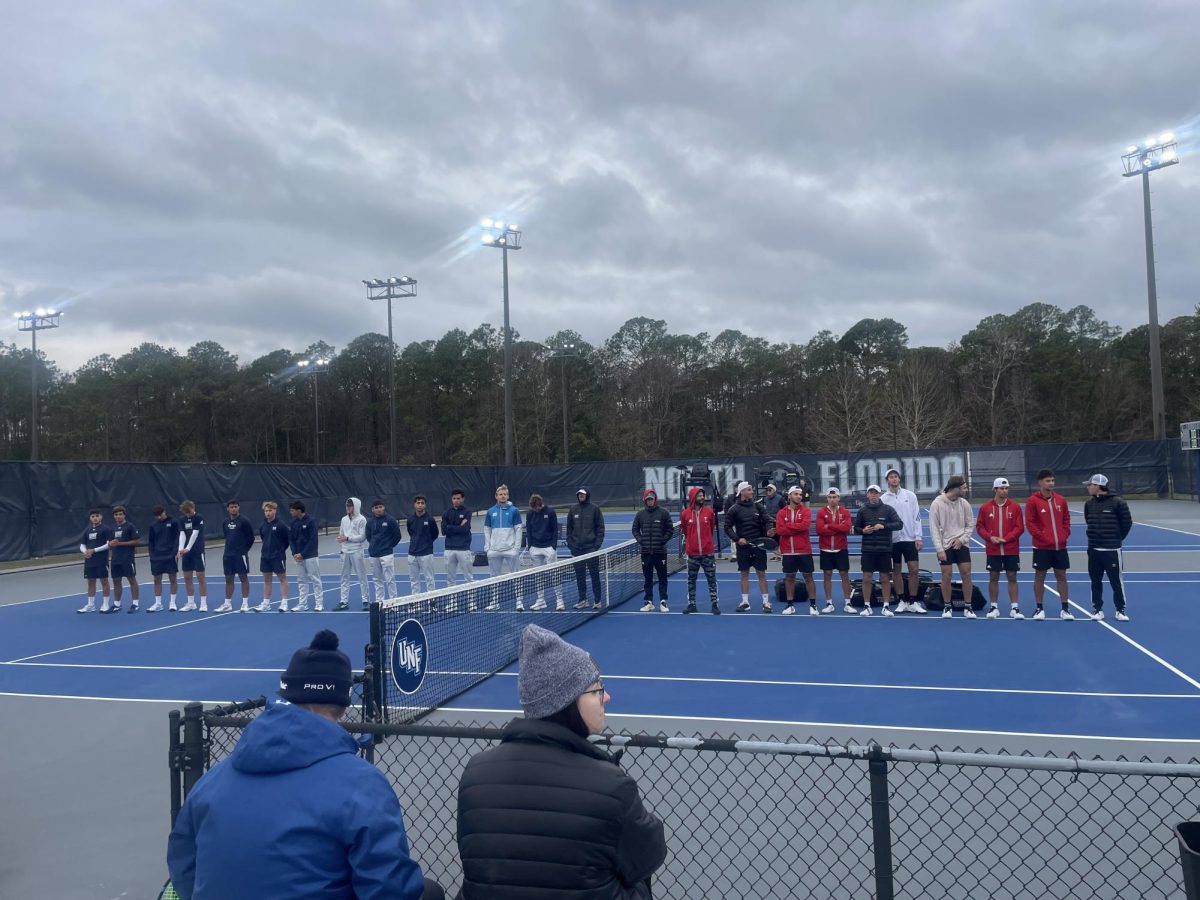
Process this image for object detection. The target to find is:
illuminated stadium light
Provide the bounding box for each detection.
[478,216,524,465]
[15,307,64,461]
[1160,132,1174,143]
[363,275,418,464]
[481,218,493,228]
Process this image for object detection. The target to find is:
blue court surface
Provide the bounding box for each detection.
[2,509,1199,744]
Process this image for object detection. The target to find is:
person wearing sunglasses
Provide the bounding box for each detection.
[457,624,667,899]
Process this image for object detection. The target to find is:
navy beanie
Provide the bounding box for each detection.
[279,630,353,707]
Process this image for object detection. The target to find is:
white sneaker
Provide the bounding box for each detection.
[516,601,525,611]
[215,601,233,613]
[881,605,894,617]
[147,601,163,612]
[99,602,112,613]
[199,601,208,612]
[1060,610,1075,621]
[1032,608,1045,620]
[860,606,871,616]
[292,601,309,612]
[1115,611,1130,622]
[781,604,795,616]
[986,606,1000,619]
[77,602,95,613]
[592,601,602,610]
[964,608,976,619]
[809,605,820,616]
[942,606,952,618]
[762,599,772,613]
[910,601,927,614]
[168,602,178,611]
[821,603,834,614]
[180,600,197,612]
[736,599,751,612]
[530,600,548,611]
[843,604,854,615]
[659,601,669,613]
[894,601,909,614]
[278,603,289,612]
[1091,610,1105,621]
[315,603,324,612]
[485,600,499,611]
[239,603,251,613]
[640,600,654,612]
[1010,608,1024,620]
[555,601,566,611]
[254,601,270,613]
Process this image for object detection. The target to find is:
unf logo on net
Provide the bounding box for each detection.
[390,618,428,696]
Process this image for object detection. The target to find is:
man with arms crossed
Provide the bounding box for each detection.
[1025,469,1073,621]
[882,467,926,614]
[929,476,976,619]
[441,489,475,589]
[365,500,403,605]
[406,495,440,597]
[977,477,1025,619]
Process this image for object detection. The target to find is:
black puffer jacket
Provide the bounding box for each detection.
[853,501,902,554]
[1083,492,1133,549]
[632,505,675,555]
[724,498,770,542]
[457,718,666,900]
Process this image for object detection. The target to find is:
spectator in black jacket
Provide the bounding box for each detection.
[1083,474,1133,622]
[853,485,903,617]
[566,487,605,609]
[724,481,775,613]
[633,489,675,613]
[457,625,667,900]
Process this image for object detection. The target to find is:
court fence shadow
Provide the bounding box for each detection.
[169,683,1200,900]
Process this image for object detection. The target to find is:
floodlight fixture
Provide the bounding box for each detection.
[478,218,525,465]
[364,274,419,464]
[16,307,64,461]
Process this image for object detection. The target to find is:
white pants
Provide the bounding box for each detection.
[408,554,437,595]
[340,551,369,604]
[487,550,518,578]
[366,555,397,603]
[444,549,475,585]
[528,546,562,604]
[294,557,322,607]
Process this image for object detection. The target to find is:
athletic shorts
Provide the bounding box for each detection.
[986,554,1020,573]
[83,561,109,579]
[891,541,919,564]
[260,556,286,575]
[181,550,205,572]
[938,546,972,566]
[781,554,815,575]
[860,550,893,573]
[735,543,768,572]
[1032,549,1070,571]
[820,549,850,572]
[223,554,249,577]
[110,561,136,579]
[150,558,178,577]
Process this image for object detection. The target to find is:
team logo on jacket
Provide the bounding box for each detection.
[390,618,428,696]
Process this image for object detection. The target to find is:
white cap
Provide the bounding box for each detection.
[885,468,901,478]
[787,485,803,496]
[826,487,840,496]
[866,484,882,493]
[1084,474,1108,487]
[736,481,753,493]
[992,477,1009,489]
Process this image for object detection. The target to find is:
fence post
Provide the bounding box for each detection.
[168,708,183,827]
[180,701,206,800]
[868,743,895,900]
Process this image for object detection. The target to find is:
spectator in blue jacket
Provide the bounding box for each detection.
[288,501,323,612]
[167,629,443,900]
[365,499,403,604]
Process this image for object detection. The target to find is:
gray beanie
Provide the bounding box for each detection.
[518,624,599,719]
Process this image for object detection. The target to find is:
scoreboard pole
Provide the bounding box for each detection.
[1183,421,1200,503]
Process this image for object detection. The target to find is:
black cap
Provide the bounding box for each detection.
[279,630,353,707]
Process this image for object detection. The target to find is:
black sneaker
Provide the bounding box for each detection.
[683,603,697,615]
[711,602,721,616]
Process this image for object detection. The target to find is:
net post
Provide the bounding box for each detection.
[180,701,206,803]
[168,708,183,827]
[868,743,895,900]
[368,600,386,723]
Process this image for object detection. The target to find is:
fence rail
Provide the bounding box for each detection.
[168,695,1200,899]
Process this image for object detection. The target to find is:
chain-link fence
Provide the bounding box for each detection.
[169,690,1200,899]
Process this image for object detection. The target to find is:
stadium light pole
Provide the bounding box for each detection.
[480,220,523,466]
[547,342,579,463]
[15,308,63,462]
[363,276,418,465]
[297,357,329,464]
[1121,133,1180,441]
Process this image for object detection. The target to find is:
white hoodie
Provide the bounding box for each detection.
[339,497,367,554]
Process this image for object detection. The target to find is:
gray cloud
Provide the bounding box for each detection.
[2,0,1198,372]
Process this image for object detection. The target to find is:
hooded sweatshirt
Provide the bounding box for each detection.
[566,489,605,554]
[339,498,367,555]
[679,487,716,556]
[484,501,523,553]
[929,492,975,553]
[632,490,674,555]
[167,701,425,900]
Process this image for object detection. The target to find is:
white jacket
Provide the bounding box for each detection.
[881,487,922,543]
[339,497,367,554]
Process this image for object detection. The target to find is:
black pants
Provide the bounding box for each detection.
[1087,548,1126,612]
[642,552,668,601]
[573,551,602,602]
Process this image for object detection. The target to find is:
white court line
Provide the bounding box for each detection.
[0,591,100,609]
[1131,521,1200,539]
[5,613,234,663]
[423,669,1194,700]
[1043,586,1200,692]
[438,706,1200,744]
[0,691,234,705]
[2,661,366,674]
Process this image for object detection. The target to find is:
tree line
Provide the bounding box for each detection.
[2,301,1197,465]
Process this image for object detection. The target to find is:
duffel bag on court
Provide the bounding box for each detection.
[921,581,986,611]
[773,577,809,605]
[848,577,886,608]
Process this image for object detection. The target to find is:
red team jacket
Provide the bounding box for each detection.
[775,505,813,555]
[814,506,852,553]
[1025,492,1071,551]
[976,499,1025,556]
[680,487,716,556]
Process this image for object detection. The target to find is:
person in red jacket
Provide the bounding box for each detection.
[814,487,853,614]
[977,477,1026,619]
[1025,468,1073,621]
[775,486,816,616]
[679,486,720,615]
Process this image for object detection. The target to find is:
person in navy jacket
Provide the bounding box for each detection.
[288,500,322,612]
[77,509,113,613]
[215,500,255,613]
[167,629,442,900]
[365,499,403,604]
[406,495,440,596]
[256,501,291,612]
[525,494,563,611]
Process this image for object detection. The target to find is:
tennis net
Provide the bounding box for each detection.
[369,533,685,723]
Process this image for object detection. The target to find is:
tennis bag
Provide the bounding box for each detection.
[773,577,809,604]
[920,580,987,611]
[848,569,939,608]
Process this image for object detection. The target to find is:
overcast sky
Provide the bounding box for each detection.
[3,1,1198,372]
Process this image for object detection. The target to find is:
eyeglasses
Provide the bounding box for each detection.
[580,681,606,698]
